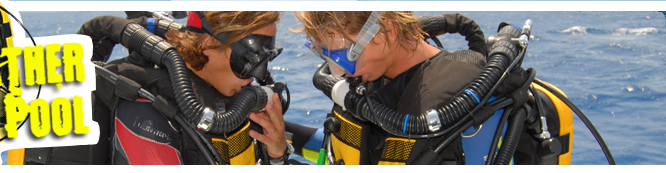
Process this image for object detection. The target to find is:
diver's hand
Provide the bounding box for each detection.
[248,93,287,158]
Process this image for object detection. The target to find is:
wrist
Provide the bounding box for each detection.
[269,141,294,165]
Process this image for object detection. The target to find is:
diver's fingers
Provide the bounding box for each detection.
[249,129,271,144]
[250,112,277,135]
[265,94,284,132]
[271,93,283,116]
[250,128,286,158]
[248,113,275,145]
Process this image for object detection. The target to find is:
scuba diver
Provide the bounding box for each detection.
[285,11,614,165]
[10,11,293,165]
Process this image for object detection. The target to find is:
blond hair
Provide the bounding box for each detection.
[166,11,281,70]
[292,11,426,54]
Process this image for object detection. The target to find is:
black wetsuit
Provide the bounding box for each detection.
[98,54,240,165]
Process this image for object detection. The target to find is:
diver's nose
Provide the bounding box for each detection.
[244,78,254,86]
[249,60,269,82]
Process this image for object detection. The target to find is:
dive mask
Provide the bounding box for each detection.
[305,40,353,77]
[228,34,282,81]
[305,11,384,76]
[186,11,282,83]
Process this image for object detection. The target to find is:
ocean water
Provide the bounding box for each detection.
[2,11,665,165]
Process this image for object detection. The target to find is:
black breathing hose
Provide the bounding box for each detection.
[312,63,339,99]
[493,106,526,165]
[417,13,488,56]
[94,64,222,165]
[92,18,288,164]
[312,24,522,138]
[212,87,267,134]
[314,15,614,165]
[119,23,271,135]
[485,106,513,165]
[121,23,204,125]
[484,68,536,165]
[145,17,294,154]
[121,23,276,135]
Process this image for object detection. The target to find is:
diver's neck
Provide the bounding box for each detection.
[385,41,440,79]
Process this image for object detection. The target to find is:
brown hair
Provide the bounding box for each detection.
[292,11,426,54]
[166,11,281,70]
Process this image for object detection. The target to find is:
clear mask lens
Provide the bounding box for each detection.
[325,58,347,77]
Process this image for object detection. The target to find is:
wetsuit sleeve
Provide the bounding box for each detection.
[284,121,324,163]
[77,15,149,62]
[441,13,487,57]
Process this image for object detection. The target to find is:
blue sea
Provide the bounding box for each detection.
[2,11,665,165]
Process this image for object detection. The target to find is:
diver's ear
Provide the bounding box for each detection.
[384,19,398,44]
[201,34,216,50]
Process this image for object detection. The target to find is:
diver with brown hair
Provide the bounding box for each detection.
[15,11,293,165]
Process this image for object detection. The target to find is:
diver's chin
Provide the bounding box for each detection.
[347,73,366,83]
[226,87,242,97]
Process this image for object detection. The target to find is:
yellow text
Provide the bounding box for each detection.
[3,95,88,138]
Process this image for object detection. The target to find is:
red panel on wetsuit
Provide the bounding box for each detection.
[115,118,182,165]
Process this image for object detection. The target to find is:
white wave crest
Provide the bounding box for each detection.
[613,27,659,35]
[559,26,588,35]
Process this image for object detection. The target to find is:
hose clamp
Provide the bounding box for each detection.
[197,108,215,132]
[425,109,441,132]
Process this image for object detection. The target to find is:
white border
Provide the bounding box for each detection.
[3,1,666,11]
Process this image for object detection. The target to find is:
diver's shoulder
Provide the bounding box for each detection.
[435,49,486,69]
